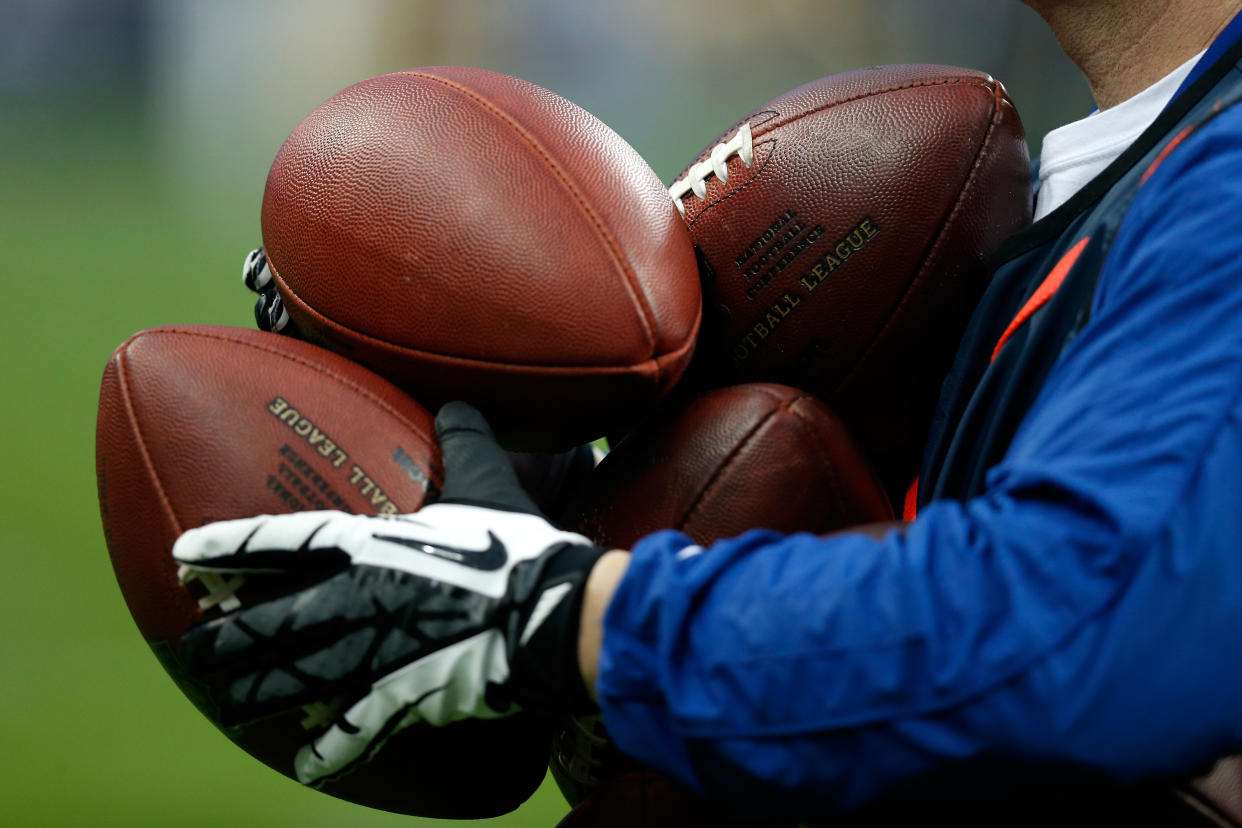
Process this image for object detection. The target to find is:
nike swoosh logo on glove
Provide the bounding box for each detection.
[371,530,508,571]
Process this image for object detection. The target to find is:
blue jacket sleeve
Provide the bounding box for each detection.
[595,111,1242,818]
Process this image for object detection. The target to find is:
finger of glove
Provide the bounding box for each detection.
[294,628,515,785]
[242,246,272,292]
[436,401,541,515]
[173,511,353,574]
[178,566,406,724]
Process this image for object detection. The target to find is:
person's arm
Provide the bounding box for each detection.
[586,113,1242,818]
[578,549,632,700]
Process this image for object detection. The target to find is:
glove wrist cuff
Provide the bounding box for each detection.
[509,543,605,716]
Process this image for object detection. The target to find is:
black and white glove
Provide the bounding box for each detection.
[172,402,605,786]
[242,246,298,336]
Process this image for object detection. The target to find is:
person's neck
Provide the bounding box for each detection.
[1026,0,1242,109]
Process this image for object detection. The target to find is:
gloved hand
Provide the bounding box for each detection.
[242,246,298,336]
[172,402,605,786]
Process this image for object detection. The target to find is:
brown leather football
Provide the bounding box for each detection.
[95,325,549,818]
[670,65,1031,487]
[552,383,893,812]
[261,66,702,451]
[562,383,893,551]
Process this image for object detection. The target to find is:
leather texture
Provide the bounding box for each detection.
[554,383,892,813]
[676,65,1032,489]
[1187,756,1242,826]
[95,325,549,818]
[262,67,702,450]
[562,383,894,554]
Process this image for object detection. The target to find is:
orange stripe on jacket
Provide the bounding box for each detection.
[1141,125,1197,186]
[903,476,920,521]
[990,237,1091,363]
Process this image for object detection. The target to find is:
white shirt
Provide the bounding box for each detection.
[1034,50,1206,221]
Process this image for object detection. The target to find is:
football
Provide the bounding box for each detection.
[562,383,894,551]
[261,66,702,451]
[95,325,548,818]
[670,64,1032,486]
[553,383,894,810]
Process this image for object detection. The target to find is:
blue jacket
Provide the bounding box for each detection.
[596,14,1242,819]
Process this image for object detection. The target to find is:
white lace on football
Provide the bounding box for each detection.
[177,564,244,613]
[669,122,754,217]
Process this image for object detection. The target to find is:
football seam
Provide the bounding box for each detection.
[750,75,995,142]
[396,70,662,366]
[270,267,690,378]
[679,77,994,228]
[113,345,185,543]
[1175,784,1240,828]
[676,73,1000,180]
[683,139,778,229]
[679,386,797,535]
[786,396,893,527]
[135,327,444,488]
[783,396,857,532]
[674,109,780,182]
[831,79,1005,398]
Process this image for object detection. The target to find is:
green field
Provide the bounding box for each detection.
[0,106,570,827]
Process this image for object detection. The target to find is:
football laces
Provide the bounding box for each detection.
[669,122,754,217]
[178,564,245,612]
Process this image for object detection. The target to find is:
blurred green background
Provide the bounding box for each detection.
[0,1,1090,825]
